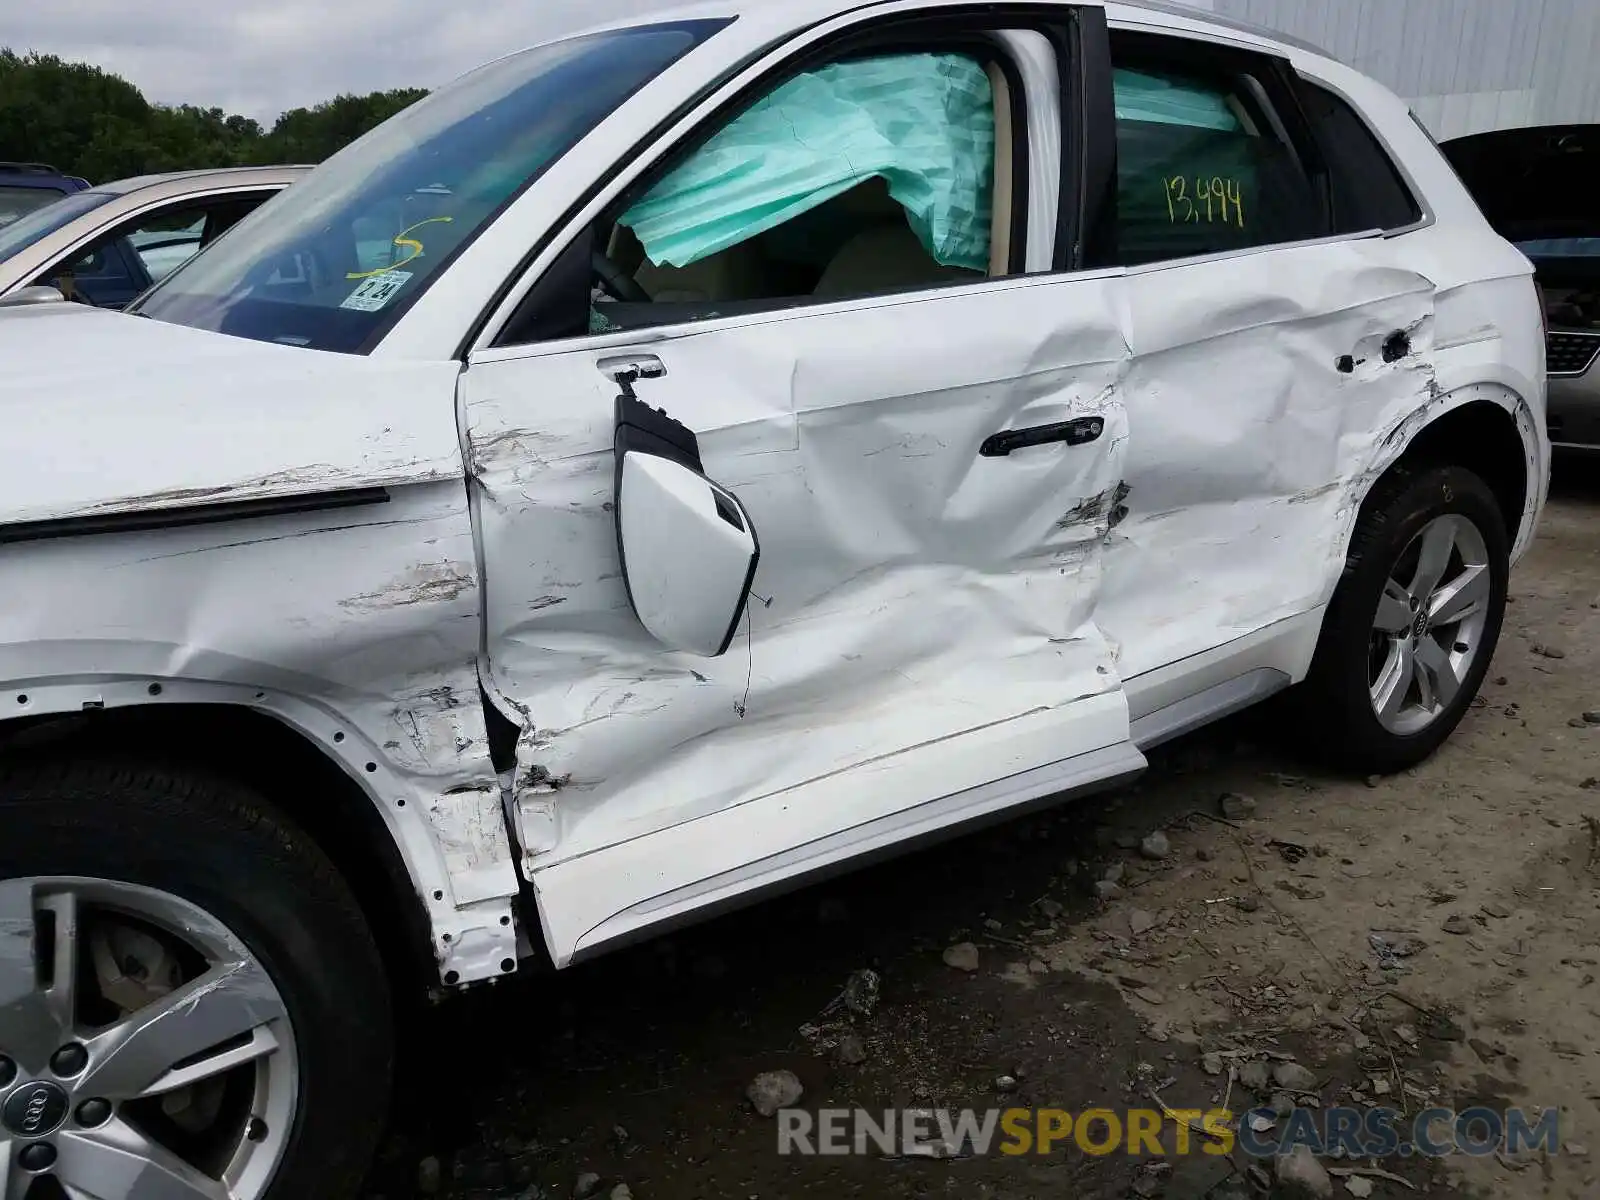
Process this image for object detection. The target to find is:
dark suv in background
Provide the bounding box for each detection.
[1443,125,1599,451]
[0,161,90,229]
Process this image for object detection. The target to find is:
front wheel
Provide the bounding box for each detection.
[1299,464,1509,774]
[0,760,393,1199]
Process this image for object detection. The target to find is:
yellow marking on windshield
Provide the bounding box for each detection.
[346,215,455,279]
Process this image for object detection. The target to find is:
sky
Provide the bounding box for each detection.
[6,0,674,121]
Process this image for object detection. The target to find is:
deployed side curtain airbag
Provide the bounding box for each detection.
[620,53,996,272]
[1113,67,1244,132]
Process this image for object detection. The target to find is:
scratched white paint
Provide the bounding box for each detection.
[0,304,465,526]
[0,0,1553,989]
[446,0,1545,968]
[0,306,519,983]
[464,274,1138,961]
[462,219,1541,966]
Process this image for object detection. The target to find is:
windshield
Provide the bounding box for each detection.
[132,20,724,354]
[0,190,115,261]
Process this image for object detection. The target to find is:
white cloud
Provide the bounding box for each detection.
[6,0,677,120]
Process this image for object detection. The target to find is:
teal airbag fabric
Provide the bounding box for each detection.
[620,53,994,270]
[1114,67,1243,132]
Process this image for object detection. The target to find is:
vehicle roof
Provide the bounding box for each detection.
[0,162,87,187]
[552,0,1333,64]
[85,165,312,200]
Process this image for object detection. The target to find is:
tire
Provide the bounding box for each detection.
[1298,464,1509,775]
[0,758,392,1200]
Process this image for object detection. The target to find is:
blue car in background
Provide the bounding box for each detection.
[0,161,91,228]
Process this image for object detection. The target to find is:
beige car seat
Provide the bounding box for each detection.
[631,239,768,303]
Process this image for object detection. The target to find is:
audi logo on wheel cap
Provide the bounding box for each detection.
[2,1080,69,1138]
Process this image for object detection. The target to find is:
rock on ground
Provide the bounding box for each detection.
[942,942,980,972]
[1273,1061,1317,1091]
[1274,1146,1333,1198]
[1140,830,1171,859]
[746,1070,803,1117]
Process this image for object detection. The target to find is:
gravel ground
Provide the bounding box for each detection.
[363,462,1600,1200]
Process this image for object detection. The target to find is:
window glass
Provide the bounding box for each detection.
[1297,81,1421,233]
[130,21,723,354]
[0,185,65,229]
[34,238,142,308]
[1517,238,1600,258]
[584,50,1003,337]
[0,190,114,262]
[127,211,207,282]
[33,194,286,308]
[1110,55,1322,265]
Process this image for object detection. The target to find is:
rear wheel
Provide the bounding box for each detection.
[1299,464,1509,774]
[0,760,392,1199]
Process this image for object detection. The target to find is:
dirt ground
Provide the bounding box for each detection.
[363,463,1600,1200]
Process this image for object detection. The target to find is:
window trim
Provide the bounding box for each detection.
[475,3,1079,355]
[469,262,1110,368]
[1064,5,1114,271]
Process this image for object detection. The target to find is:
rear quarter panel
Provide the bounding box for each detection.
[1289,54,1549,560]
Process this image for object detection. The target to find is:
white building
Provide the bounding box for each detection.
[1181,0,1600,139]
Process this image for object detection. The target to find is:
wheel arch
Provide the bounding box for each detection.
[1358,382,1542,558]
[0,694,484,999]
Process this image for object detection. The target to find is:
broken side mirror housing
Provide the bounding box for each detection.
[613,390,759,657]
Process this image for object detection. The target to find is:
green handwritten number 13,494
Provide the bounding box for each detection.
[1163,176,1245,227]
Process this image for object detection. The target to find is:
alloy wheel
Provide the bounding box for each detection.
[0,878,297,1199]
[1368,512,1492,736]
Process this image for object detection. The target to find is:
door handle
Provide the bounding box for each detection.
[979,416,1104,458]
[597,353,666,383]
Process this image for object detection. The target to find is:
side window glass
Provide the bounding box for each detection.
[1297,81,1422,233]
[577,49,1014,337]
[1110,51,1323,265]
[34,196,282,308]
[33,242,140,307]
[125,209,209,283]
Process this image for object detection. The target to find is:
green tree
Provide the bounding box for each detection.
[256,88,428,164]
[0,48,427,182]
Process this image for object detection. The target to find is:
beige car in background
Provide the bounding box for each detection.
[0,165,306,310]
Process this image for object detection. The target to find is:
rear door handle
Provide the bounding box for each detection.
[979,416,1105,458]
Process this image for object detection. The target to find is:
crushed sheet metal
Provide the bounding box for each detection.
[0,303,465,527]
[466,275,1134,920]
[467,228,1541,968]
[0,406,519,987]
[1096,238,1447,680]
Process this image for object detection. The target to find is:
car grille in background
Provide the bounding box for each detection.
[1547,331,1600,376]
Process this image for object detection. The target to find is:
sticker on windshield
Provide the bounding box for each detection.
[340,270,413,312]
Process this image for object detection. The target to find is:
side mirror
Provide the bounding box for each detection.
[613,386,759,657]
[0,285,68,309]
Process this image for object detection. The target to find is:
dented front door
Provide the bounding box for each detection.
[464,274,1140,965]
